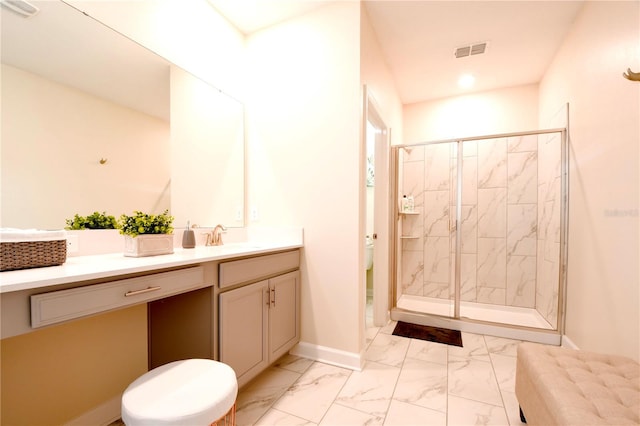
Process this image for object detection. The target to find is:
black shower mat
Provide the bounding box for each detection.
[392,321,463,347]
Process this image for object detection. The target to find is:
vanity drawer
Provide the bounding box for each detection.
[219,250,299,289]
[30,266,205,328]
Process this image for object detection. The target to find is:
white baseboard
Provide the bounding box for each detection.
[561,334,580,350]
[290,341,363,371]
[64,395,121,426]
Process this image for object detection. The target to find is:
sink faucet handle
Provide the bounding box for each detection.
[212,224,226,246]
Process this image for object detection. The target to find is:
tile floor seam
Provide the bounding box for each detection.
[316,367,356,425]
[486,341,514,424]
[383,345,409,425]
[236,318,530,425]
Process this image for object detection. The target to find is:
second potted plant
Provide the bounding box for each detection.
[118,210,174,257]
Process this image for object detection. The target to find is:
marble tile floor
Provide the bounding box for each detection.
[235,320,528,426]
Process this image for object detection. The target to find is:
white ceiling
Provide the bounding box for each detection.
[2,1,585,114]
[208,0,585,104]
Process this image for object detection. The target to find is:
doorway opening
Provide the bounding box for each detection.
[363,87,391,330]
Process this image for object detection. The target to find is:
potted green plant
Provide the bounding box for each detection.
[117,210,175,257]
[65,211,118,230]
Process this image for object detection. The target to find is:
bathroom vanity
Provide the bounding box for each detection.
[0,240,302,424]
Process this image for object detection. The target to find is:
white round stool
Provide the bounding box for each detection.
[121,359,238,426]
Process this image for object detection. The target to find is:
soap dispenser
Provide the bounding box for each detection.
[182,221,196,249]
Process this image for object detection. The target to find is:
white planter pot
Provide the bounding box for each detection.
[123,234,174,257]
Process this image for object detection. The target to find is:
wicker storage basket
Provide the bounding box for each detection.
[0,230,67,272]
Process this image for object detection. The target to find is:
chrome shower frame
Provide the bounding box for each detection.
[389,128,569,345]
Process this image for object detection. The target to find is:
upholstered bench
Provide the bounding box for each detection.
[515,342,639,425]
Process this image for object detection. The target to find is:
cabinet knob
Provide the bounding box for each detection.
[372,233,378,240]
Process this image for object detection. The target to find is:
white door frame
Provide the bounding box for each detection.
[363,86,391,327]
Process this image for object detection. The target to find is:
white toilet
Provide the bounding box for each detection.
[366,236,374,270]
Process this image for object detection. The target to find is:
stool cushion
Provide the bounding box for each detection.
[516,342,639,425]
[122,359,238,426]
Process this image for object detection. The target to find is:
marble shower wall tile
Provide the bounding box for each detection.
[461,157,478,205]
[400,250,423,296]
[507,204,537,257]
[425,144,451,191]
[401,214,423,250]
[478,138,507,188]
[424,236,451,284]
[459,205,478,253]
[402,160,424,209]
[477,286,506,305]
[508,134,538,152]
[478,188,507,237]
[507,151,537,204]
[477,237,506,289]
[506,255,536,308]
[536,240,560,329]
[423,281,451,299]
[424,190,450,237]
[460,253,478,302]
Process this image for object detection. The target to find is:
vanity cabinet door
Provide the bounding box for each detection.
[219,280,269,386]
[268,270,300,362]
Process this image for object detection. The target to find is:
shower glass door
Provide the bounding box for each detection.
[394,130,566,331]
[397,141,457,318]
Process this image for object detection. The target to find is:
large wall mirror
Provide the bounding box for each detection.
[1,0,245,230]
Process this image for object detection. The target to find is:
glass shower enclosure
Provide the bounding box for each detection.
[391,129,568,342]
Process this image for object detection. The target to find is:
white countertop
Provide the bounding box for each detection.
[0,241,302,294]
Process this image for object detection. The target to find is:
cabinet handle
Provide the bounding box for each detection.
[124,286,161,297]
[271,287,276,307]
[265,290,270,306]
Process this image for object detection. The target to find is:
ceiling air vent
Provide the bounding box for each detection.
[1,0,40,18]
[455,42,488,58]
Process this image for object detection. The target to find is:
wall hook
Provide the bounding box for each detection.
[623,68,640,81]
[99,158,108,165]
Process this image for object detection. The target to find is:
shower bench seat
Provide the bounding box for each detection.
[515,342,639,425]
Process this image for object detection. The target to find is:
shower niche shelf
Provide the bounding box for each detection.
[399,210,420,239]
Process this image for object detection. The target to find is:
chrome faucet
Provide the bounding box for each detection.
[206,224,227,246]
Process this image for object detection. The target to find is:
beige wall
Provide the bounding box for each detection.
[403,84,539,144]
[360,4,404,146]
[1,305,147,425]
[245,2,362,356]
[0,64,170,229]
[539,1,639,361]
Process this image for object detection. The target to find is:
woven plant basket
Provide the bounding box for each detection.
[0,239,67,271]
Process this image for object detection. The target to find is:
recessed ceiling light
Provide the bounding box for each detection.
[458,74,475,89]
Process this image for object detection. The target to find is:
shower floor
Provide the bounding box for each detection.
[396,294,554,330]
